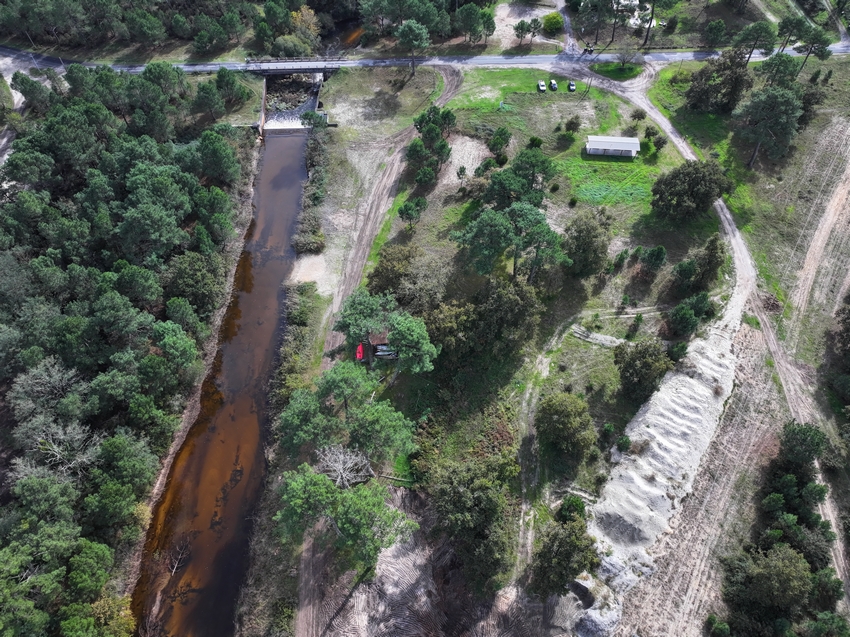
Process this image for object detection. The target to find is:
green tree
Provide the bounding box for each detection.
[317,361,378,414]
[488,126,512,154]
[794,26,833,77]
[650,160,732,220]
[613,338,673,401]
[10,72,53,115]
[563,211,609,276]
[94,431,158,499]
[197,130,240,183]
[396,20,430,75]
[279,388,336,447]
[398,196,427,229]
[367,244,423,297]
[778,15,808,52]
[456,3,482,41]
[125,9,167,47]
[333,287,396,349]
[734,86,802,167]
[193,81,226,120]
[334,480,417,570]
[66,539,114,602]
[756,52,799,88]
[705,19,727,46]
[406,137,429,166]
[453,208,515,275]
[387,311,439,374]
[529,17,543,41]
[482,10,496,43]
[779,421,826,471]
[216,68,249,104]
[535,392,598,461]
[511,148,556,192]
[513,19,531,44]
[274,464,338,536]
[529,519,599,597]
[431,459,513,589]
[803,612,850,637]
[348,400,415,460]
[685,47,753,114]
[748,543,812,612]
[670,303,699,335]
[265,0,293,35]
[543,11,565,35]
[164,251,226,320]
[735,21,778,62]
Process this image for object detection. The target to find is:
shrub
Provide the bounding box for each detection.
[640,245,667,271]
[550,183,560,193]
[668,341,688,361]
[536,392,598,461]
[564,115,581,133]
[670,303,699,335]
[528,136,543,148]
[616,435,631,452]
[474,157,498,177]
[542,11,565,35]
[644,125,659,139]
[495,153,509,166]
[557,495,586,521]
[569,196,578,207]
[665,15,678,31]
[614,249,629,268]
[653,135,668,151]
[630,107,647,121]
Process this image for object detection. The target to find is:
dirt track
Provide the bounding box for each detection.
[319,66,463,363]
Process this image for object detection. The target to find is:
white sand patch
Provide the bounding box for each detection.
[288,254,335,296]
[444,135,490,186]
[576,216,750,636]
[493,2,562,49]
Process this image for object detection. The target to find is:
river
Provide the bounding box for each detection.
[132,131,308,637]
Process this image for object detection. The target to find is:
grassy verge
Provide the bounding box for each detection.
[363,187,409,281]
[0,74,13,127]
[590,62,644,81]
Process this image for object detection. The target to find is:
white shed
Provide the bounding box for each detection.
[586,135,641,157]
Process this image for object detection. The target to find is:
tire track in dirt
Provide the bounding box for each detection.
[320,66,462,362]
[783,120,850,351]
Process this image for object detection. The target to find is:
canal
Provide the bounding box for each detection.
[132,131,308,637]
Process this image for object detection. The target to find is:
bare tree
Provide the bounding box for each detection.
[616,48,643,68]
[167,534,192,576]
[316,445,374,488]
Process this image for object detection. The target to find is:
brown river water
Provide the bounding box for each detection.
[132,131,308,637]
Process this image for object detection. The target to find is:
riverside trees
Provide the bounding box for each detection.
[0,62,247,634]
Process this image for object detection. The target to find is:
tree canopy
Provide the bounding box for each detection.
[650,160,732,220]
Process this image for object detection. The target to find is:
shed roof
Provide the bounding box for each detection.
[586,135,641,152]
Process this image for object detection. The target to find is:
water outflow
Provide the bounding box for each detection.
[132,132,308,637]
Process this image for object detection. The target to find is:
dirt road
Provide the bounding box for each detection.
[319,66,463,362]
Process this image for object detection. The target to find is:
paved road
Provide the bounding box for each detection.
[2,40,848,77]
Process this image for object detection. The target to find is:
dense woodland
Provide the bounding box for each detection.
[0,62,251,636]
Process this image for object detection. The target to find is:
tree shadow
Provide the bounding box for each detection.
[363,89,402,121]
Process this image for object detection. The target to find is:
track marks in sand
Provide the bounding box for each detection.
[615,324,788,637]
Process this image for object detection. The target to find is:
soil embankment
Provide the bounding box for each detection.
[131,132,308,636]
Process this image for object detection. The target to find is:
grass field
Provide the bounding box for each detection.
[590,62,644,81]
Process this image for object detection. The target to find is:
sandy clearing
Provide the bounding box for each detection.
[444,135,490,187]
[289,253,335,296]
[493,2,563,50]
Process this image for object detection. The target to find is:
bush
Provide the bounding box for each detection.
[630,107,647,121]
[640,245,667,271]
[528,136,543,148]
[653,135,668,151]
[536,392,598,461]
[670,303,699,336]
[557,495,586,521]
[564,115,581,133]
[272,35,312,58]
[542,11,565,34]
[616,435,631,452]
[550,183,560,193]
[644,125,659,139]
[474,157,498,177]
[668,341,688,361]
[665,15,678,32]
[495,153,509,166]
[613,339,673,401]
[569,196,578,207]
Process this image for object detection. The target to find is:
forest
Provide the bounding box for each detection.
[0,62,251,636]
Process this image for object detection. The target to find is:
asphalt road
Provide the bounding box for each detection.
[1,39,848,76]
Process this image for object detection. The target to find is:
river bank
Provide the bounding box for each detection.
[131,132,308,636]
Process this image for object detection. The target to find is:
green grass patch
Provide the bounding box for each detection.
[742,313,761,329]
[0,74,13,114]
[362,188,409,281]
[590,62,644,81]
[446,68,584,111]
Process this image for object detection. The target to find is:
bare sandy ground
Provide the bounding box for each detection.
[493,1,563,50]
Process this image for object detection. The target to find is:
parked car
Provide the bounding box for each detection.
[537,80,546,92]
[549,79,558,91]
[568,80,576,92]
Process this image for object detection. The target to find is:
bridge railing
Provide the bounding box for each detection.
[244,55,347,64]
